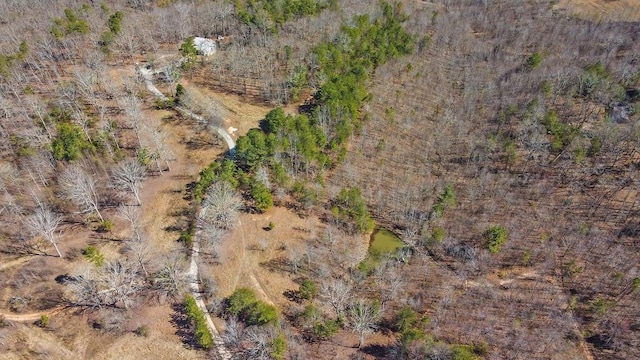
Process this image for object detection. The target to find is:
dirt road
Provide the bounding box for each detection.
[138,61,233,359]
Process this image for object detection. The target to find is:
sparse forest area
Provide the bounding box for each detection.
[0,0,639,359]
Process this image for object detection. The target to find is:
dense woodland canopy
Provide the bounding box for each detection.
[0,0,639,359]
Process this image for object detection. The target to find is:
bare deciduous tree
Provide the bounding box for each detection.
[66,265,102,308]
[99,260,144,309]
[117,205,142,234]
[24,203,63,257]
[124,233,153,278]
[222,317,244,348]
[67,260,145,309]
[222,320,275,360]
[241,326,272,360]
[119,93,145,146]
[112,159,146,206]
[199,224,225,258]
[59,164,103,220]
[255,165,270,188]
[348,298,382,349]
[200,181,243,230]
[149,127,174,173]
[151,255,189,301]
[375,265,406,304]
[319,278,353,317]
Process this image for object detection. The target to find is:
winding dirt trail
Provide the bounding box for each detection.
[230,219,276,306]
[137,65,235,151]
[138,62,233,359]
[0,306,66,322]
[0,256,67,323]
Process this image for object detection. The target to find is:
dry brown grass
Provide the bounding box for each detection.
[554,0,640,22]
[210,206,323,306]
[178,78,272,137]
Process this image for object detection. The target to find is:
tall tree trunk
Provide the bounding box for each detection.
[52,242,63,258]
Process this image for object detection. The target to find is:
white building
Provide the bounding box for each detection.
[193,37,217,56]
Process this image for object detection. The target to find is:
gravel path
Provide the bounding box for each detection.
[138,62,233,359]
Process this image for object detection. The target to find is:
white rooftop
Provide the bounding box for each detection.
[193,37,217,56]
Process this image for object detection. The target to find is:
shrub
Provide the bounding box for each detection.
[134,325,149,337]
[180,37,197,68]
[51,8,90,39]
[260,107,286,134]
[154,97,174,109]
[99,31,114,53]
[525,52,542,70]
[431,184,456,219]
[451,345,477,360]
[108,11,124,35]
[357,259,376,276]
[175,83,186,101]
[484,226,508,254]
[38,314,50,327]
[299,279,317,300]
[251,181,273,212]
[267,221,275,231]
[542,110,578,154]
[394,307,419,332]
[82,246,105,267]
[313,319,340,340]
[400,327,425,347]
[10,135,36,157]
[95,219,113,233]
[183,295,213,349]
[587,137,602,157]
[52,122,92,161]
[225,288,278,326]
[300,304,321,323]
[521,249,532,266]
[246,301,278,326]
[179,228,193,248]
[431,227,445,243]
[271,333,287,360]
[473,341,489,356]
[9,296,28,312]
[226,288,257,317]
[332,187,374,233]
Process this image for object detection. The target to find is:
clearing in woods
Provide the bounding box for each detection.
[553,0,640,22]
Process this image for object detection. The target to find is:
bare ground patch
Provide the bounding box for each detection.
[553,0,640,22]
[210,206,324,307]
[176,77,272,138]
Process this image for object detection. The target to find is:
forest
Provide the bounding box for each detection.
[0,0,639,359]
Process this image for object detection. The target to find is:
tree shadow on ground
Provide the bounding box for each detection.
[170,302,196,349]
[360,343,389,359]
[260,257,294,274]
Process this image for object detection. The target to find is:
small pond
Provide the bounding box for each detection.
[369,227,405,255]
[359,227,406,273]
